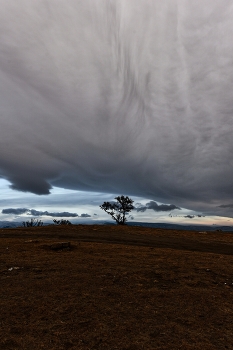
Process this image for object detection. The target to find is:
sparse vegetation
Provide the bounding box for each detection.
[100,195,134,225]
[22,218,43,227]
[53,219,72,225]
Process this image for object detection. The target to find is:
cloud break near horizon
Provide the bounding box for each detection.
[1,1,233,221]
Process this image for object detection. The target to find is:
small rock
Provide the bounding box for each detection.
[8,267,21,271]
[50,242,71,251]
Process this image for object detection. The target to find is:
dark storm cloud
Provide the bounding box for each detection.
[136,201,180,212]
[1,1,233,216]
[2,208,78,217]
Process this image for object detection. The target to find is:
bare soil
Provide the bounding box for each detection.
[0,225,233,350]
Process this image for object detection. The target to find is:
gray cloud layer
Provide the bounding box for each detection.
[1,1,233,216]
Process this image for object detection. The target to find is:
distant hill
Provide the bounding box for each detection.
[0,221,22,229]
[0,220,232,232]
[127,221,233,232]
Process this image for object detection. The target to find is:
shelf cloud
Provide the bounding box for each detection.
[1,1,233,216]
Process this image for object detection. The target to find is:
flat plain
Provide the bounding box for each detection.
[0,225,233,350]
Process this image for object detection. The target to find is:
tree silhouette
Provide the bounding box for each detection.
[100,195,134,225]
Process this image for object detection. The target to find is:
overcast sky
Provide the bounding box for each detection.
[1,1,233,224]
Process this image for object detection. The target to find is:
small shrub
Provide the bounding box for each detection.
[53,219,72,225]
[22,218,43,227]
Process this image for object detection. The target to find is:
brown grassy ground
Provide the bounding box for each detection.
[0,225,233,350]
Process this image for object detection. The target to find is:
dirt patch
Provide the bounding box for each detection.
[0,225,233,349]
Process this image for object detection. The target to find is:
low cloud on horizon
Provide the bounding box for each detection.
[80,213,91,218]
[135,201,181,213]
[1,1,233,218]
[1,208,89,218]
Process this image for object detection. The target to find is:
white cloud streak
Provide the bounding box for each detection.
[1,1,233,216]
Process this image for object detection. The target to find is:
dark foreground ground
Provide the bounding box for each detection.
[0,225,233,350]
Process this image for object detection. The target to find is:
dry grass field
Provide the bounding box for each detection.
[0,225,233,349]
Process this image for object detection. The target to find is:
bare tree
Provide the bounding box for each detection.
[100,195,134,225]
